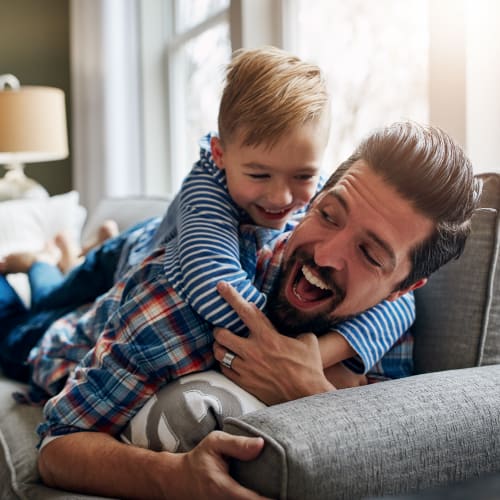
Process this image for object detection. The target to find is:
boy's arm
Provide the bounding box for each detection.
[173,165,274,334]
[330,293,416,374]
[317,331,356,367]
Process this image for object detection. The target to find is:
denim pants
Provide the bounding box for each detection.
[0,217,160,381]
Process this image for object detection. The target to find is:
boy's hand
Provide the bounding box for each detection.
[213,282,334,405]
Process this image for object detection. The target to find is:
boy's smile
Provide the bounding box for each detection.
[210,119,329,229]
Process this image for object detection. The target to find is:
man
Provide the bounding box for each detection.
[38,122,481,499]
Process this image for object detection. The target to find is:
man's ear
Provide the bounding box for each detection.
[386,278,428,302]
[210,136,225,170]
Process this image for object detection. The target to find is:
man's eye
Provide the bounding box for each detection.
[360,246,382,268]
[320,210,339,226]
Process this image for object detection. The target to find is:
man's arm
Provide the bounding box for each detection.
[38,431,269,500]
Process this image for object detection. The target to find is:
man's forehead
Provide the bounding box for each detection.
[319,161,434,263]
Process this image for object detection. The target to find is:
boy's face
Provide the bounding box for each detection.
[211,120,328,229]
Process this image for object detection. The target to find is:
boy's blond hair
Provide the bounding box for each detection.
[218,46,330,148]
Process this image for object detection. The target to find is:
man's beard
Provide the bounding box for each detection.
[266,251,350,337]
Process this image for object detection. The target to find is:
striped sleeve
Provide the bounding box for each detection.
[334,292,416,374]
[167,164,268,334]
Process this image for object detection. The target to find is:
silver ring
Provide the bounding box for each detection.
[221,351,236,369]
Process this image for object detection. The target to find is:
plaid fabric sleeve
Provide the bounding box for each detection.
[37,256,217,440]
[365,330,415,381]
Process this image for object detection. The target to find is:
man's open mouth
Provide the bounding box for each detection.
[288,262,335,308]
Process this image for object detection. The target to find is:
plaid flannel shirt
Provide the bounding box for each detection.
[35,226,285,440]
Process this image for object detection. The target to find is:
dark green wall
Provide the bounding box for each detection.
[0,0,72,195]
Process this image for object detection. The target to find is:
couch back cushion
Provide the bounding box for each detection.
[414,173,500,373]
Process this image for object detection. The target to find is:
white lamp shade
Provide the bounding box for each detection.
[0,86,68,164]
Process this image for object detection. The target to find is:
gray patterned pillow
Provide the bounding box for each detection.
[121,370,265,452]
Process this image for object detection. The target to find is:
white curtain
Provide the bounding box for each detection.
[70,0,143,213]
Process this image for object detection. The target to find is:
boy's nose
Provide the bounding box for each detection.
[267,182,293,207]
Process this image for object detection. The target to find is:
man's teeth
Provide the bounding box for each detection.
[302,265,329,290]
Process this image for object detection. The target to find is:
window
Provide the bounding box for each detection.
[141,0,232,196]
[168,0,232,190]
[285,0,429,174]
[144,0,430,193]
[140,0,286,197]
[72,0,498,208]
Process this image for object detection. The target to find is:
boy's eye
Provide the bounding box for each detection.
[360,245,382,268]
[295,174,315,181]
[247,174,270,179]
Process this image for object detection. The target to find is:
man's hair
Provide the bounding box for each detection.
[218,46,330,148]
[323,121,483,290]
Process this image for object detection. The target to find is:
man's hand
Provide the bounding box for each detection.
[39,430,269,500]
[177,431,270,500]
[213,281,335,405]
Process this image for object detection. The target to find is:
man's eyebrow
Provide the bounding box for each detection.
[328,191,349,213]
[328,191,397,268]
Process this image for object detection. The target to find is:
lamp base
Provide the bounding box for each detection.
[0,164,49,201]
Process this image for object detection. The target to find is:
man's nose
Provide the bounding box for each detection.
[314,234,349,271]
[266,181,293,207]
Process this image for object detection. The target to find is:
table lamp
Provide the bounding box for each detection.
[0,74,68,201]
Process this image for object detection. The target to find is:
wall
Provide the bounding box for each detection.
[465,0,500,172]
[0,0,72,194]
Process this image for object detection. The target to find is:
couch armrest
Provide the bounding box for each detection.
[224,365,500,500]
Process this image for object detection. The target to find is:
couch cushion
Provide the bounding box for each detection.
[225,365,500,499]
[0,376,111,499]
[414,173,500,373]
[81,196,170,246]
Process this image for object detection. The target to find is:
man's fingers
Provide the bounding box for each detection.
[197,432,271,500]
[214,329,247,360]
[296,332,320,347]
[209,431,265,462]
[216,282,273,334]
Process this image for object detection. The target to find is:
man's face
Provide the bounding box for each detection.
[268,160,434,335]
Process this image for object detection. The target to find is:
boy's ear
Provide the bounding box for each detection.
[386,278,428,302]
[210,136,225,169]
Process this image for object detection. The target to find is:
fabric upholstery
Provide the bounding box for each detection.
[225,365,500,500]
[0,377,109,499]
[414,173,500,372]
[81,196,170,245]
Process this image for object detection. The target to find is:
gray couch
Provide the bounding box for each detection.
[1,174,499,499]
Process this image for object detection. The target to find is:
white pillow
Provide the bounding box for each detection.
[0,191,87,305]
